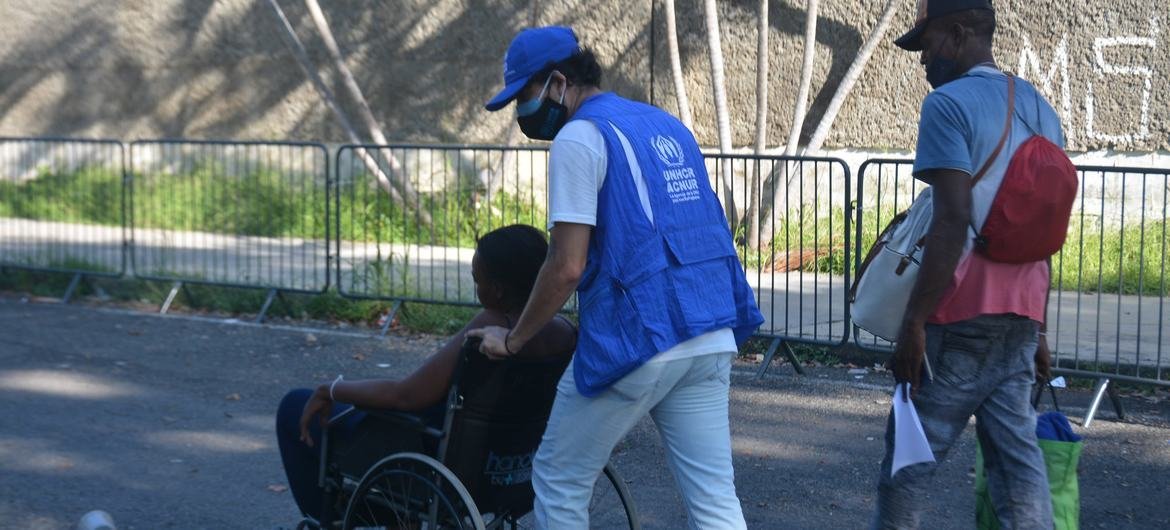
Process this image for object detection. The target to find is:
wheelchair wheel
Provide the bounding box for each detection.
[510,463,640,529]
[343,452,486,530]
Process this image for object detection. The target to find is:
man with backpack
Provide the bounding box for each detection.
[872,1,1073,528]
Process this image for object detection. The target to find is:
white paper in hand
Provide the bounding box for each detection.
[891,384,936,478]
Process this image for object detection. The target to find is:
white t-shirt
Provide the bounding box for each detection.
[548,119,737,363]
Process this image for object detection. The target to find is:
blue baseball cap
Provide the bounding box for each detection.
[484,26,580,112]
[895,0,994,51]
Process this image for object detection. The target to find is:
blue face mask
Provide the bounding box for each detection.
[515,75,568,141]
[515,77,550,117]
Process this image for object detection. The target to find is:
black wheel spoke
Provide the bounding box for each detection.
[343,454,483,530]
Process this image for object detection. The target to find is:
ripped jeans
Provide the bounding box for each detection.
[872,314,1053,529]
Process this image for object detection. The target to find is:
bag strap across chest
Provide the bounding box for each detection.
[971,75,1015,187]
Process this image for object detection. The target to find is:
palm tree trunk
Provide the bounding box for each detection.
[785,0,818,156]
[762,0,819,248]
[703,0,738,227]
[664,0,694,129]
[805,0,900,155]
[303,0,432,227]
[266,0,405,207]
[745,0,769,249]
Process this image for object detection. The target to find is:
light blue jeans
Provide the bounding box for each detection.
[532,352,746,530]
[872,314,1053,529]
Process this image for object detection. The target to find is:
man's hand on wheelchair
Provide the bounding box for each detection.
[298,385,333,448]
[466,326,516,360]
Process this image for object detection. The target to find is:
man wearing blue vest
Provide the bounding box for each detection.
[468,26,763,528]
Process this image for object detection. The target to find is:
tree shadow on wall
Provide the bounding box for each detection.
[661,0,865,146]
[0,0,652,144]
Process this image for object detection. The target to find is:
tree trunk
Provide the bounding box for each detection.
[745,0,769,250]
[703,0,738,227]
[303,0,432,227]
[785,0,818,156]
[664,0,694,129]
[805,0,900,155]
[762,0,819,249]
[266,0,405,206]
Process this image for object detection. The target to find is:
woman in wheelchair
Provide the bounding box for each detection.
[275,224,577,523]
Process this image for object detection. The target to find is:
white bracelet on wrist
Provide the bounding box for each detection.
[329,374,344,401]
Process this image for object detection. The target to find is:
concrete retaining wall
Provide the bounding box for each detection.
[0,1,1166,153]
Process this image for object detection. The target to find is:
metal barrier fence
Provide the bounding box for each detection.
[2,137,1166,390]
[706,154,852,341]
[128,140,330,294]
[0,137,127,287]
[1050,166,1169,387]
[331,144,852,362]
[334,144,550,306]
[851,159,922,352]
[706,154,852,375]
[853,159,1170,388]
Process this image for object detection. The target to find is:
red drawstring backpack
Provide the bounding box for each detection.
[971,76,1078,263]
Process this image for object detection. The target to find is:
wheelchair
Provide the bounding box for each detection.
[299,338,641,529]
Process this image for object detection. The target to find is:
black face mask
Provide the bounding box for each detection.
[925,38,962,89]
[926,56,962,89]
[516,76,569,141]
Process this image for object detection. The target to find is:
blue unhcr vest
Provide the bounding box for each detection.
[569,93,764,396]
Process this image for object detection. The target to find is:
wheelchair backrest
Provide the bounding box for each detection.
[441,338,571,517]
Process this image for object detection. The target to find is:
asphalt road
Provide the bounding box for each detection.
[1,295,1168,529]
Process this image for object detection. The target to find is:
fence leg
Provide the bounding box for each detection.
[62,273,84,304]
[379,300,404,338]
[1107,382,1126,422]
[253,289,295,323]
[755,338,782,379]
[755,339,807,378]
[783,341,805,375]
[1083,378,1125,427]
[256,289,280,324]
[160,281,183,315]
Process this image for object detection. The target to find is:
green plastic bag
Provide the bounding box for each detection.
[974,438,1083,530]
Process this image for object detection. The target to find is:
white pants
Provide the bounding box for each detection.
[532,352,746,529]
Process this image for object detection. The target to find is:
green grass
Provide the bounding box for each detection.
[0,167,122,224]
[735,207,849,274]
[1053,217,1170,296]
[0,165,545,247]
[335,178,546,248]
[133,165,325,238]
[827,206,1170,296]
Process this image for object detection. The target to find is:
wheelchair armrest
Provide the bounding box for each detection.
[356,408,445,439]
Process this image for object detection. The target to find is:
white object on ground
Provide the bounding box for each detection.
[77,510,116,530]
[891,384,936,478]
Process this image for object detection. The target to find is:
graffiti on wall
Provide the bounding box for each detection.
[1017,17,1161,148]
